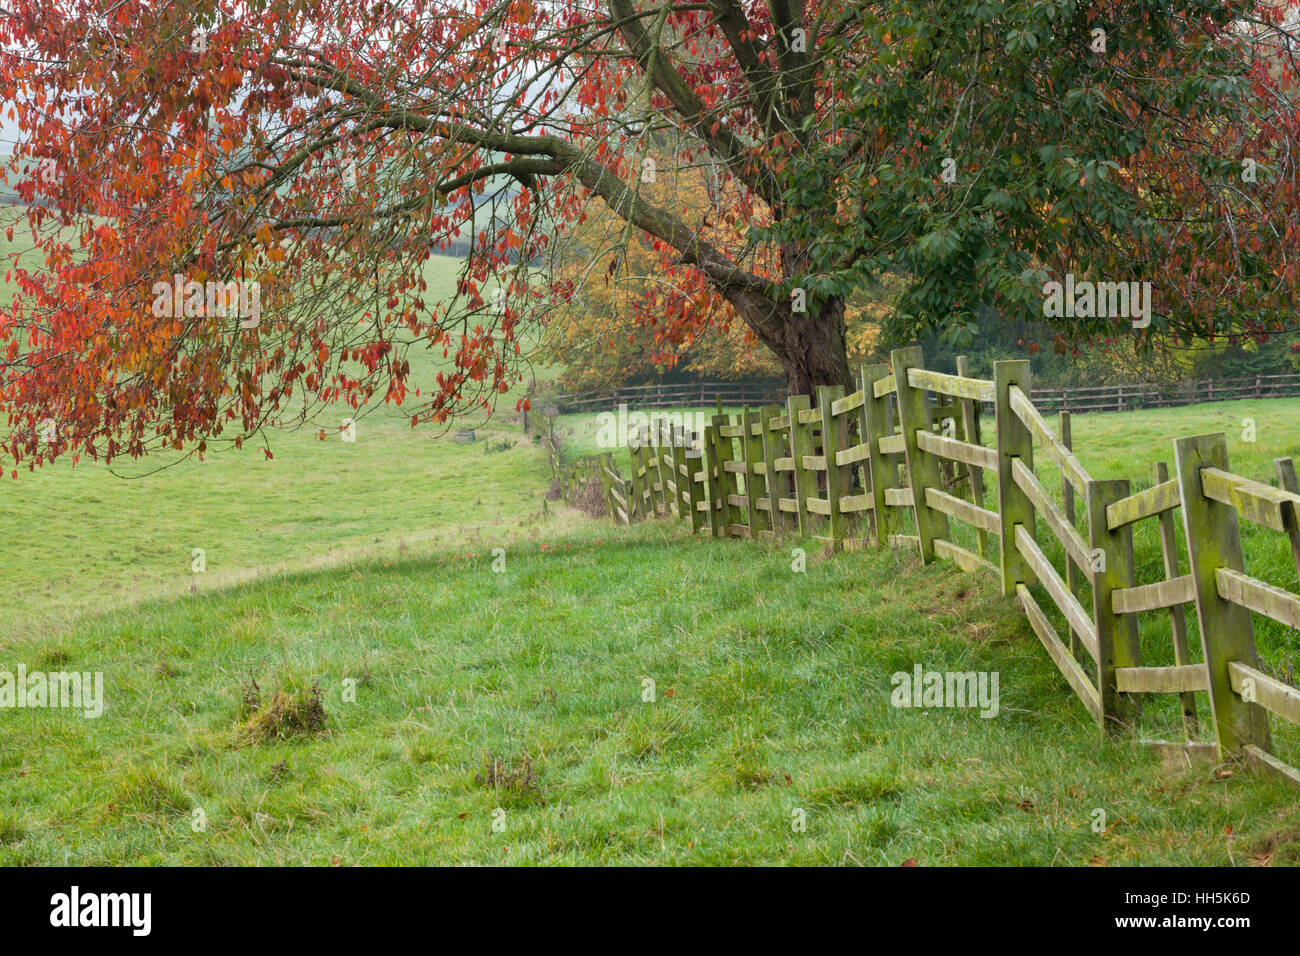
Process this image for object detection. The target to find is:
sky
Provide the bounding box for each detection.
[1,107,17,155]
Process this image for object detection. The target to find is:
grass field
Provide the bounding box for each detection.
[3,392,1300,864]
[5,517,1300,866]
[0,206,565,638]
[6,207,1300,866]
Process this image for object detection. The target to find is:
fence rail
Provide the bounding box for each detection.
[553,381,786,414]
[554,372,1300,416]
[596,348,1300,790]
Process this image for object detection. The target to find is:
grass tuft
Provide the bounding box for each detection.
[234,682,328,745]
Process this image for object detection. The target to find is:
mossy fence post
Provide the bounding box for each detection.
[685,427,708,534]
[1275,457,1300,577]
[653,417,670,516]
[704,418,726,537]
[717,414,744,535]
[1155,459,1200,738]
[892,347,947,562]
[669,423,687,520]
[1174,433,1272,756]
[817,384,850,550]
[994,359,1035,597]
[740,406,767,538]
[957,355,990,558]
[786,394,818,537]
[760,404,789,536]
[1086,478,1142,733]
[1059,411,1081,657]
[860,362,895,545]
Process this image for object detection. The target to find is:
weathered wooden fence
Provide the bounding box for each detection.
[537,415,637,519]
[604,348,1300,789]
[554,381,786,414]
[556,371,1300,415]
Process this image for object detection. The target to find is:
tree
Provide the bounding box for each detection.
[815,1,1300,351]
[2,1,1298,469]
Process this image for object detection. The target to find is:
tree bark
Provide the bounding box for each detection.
[778,295,852,399]
[725,289,853,401]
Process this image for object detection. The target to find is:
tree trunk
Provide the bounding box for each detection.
[726,289,853,402]
[777,295,852,399]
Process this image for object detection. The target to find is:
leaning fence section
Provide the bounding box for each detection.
[601,347,1300,790]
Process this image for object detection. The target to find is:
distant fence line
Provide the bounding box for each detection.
[553,382,785,413]
[587,349,1300,792]
[554,372,1300,415]
[532,413,611,515]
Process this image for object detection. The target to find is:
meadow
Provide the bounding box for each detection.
[4,207,1300,866]
[1,393,1300,864]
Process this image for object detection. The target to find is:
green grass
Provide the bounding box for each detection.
[3,397,1300,864]
[5,518,1300,865]
[0,413,569,637]
[555,394,1300,774]
[6,206,1300,865]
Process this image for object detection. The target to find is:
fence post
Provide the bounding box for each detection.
[994,359,1035,597]
[860,363,895,546]
[956,356,990,557]
[652,417,671,516]
[669,423,688,521]
[1155,460,1199,737]
[716,413,745,536]
[645,419,659,514]
[1174,433,1272,756]
[611,452,633,526]
[685,428,707,534]
[817,385,850,551]
[759,404,788,535]
[597,452,614,520]
[740,406,768,537]
[628,432,646,521]
[1274,458,1300,579]
[703,421,726,537]
[645,425,659,518]
[787,394,818,537]
[1086,478,1142,733]
[892,347,949,562]
[1060,411,1080,657]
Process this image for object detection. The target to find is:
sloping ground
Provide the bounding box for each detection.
[3,519,1299,866]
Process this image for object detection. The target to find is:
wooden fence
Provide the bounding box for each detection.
[1030,373,1300,414]
[553,381,787,413]
[601,348,1300,788]
[555,371,1300,416]
[537,414,636,519]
